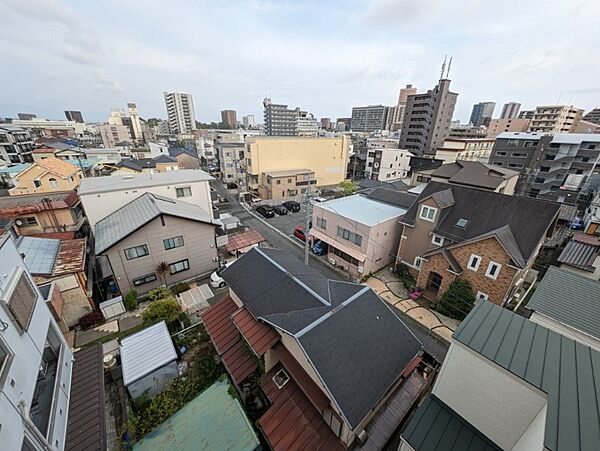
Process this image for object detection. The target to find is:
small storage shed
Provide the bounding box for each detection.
[120,321,178,399]
[99,296,126,319]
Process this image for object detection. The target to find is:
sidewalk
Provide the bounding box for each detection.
[365,269,459,343]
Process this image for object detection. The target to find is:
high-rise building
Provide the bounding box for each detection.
[350,105,390,132]
[486,118,531,137]
[97,123,133,148]
[500,102,521,119]
[164,91,197,134]
[469,102,495,127]
[391,84,418,131]
[583,108,600,125]
[242,114,256,128]
[263,98,297,136]
[527,105,583,133]
[18,113,37,120]
[320,118,332,130]
[221,110,237,128]
[399,77,458,155]
[127,103,143,141]
[64,110,84,123]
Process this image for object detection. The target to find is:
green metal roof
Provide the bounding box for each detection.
[134,380,260,451]
[453,301,600,451]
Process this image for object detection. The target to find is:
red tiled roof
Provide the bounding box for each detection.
[259,363,346,451]
[201,296,257,385]
[225,229,266,253]
[54,238,87,276]
[232,307,279,356]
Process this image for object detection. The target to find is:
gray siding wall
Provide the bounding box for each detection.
[104,215,218,296]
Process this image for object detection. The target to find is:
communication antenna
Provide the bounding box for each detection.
[440,55,447,81]
[446,57,453,79]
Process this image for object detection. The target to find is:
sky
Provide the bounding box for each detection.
[1,0,600,124]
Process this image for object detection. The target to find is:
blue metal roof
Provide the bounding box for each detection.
[17,236,60,275]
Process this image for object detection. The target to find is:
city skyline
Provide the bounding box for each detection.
[1,0,600,124]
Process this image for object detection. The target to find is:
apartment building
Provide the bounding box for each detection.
[9,118,89,139]
[242,114,256,128]
[164,92,197,134]
[390,84,418,131]
[435,137,496,163]
[365,148,413,181]
[469,101,495,127]
[258,169,315,201]
[528,104,583,133]
[0,125,34,164]
[97,124,132,148]
[263,98,316,136]
[295,111,318,136]
[220,110,237,128]
[486,118,531,137]
[78,169,214,228]
[64,111,83,123]
[9,158,82,196]
[244,136,349,193]
[350,105,390,132]
[583,108,600,124]
[399,78,458,156]
[216,142,245,185]
[500,101,521,119]
[0,234,73,451]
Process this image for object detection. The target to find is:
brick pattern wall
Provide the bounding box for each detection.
[416,252,456,296]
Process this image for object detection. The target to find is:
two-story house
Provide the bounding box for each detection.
[397,181,560,305]
[202,247,430,450]
[94,192,221,296]
[9,157,82,196]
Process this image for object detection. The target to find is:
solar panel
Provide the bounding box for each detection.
[456,218,469,228]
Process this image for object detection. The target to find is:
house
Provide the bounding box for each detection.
[78,169,214,228]
[310,193,409,277]
[109,156,179,175]
[527,266,600,350]
[435,137,496,163]
[0,233,73,451]
[258,169,316,201]
[9,157,83,196]
[17,236,92,328]
[202,248,429,450]
[557,233,600,279]
[168,147,200,169]
[153,155,179,172]
[0,190,87,237]
[400,301,600,451]
[119,321,178,399]
[408,161,520,195]
[397,181,560,305]
[0,162,33,187]
[94,192,221,296]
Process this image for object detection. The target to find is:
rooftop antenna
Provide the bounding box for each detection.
[440,55,447,81]
[446,56,453,79]
[556,91,563,104]
[567,95,573,105]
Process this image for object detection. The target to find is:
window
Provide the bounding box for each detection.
[48,178,59,189]
[476,292,489,302]
[419,205,437,222]
[133,274,157,286]
[163,236,184,250]
[337,226,362,246]
[175,186,192,198]
[276,180,281,185]
[316,217,327,230]
[414,257,424,269]
[18,216,38,226]
[485,261,502,280]
[124,245,149,260]
[169,259,190,274]
[495,151,507,156]
[33,180,42,188]
[272,369,290,388]
[506,139,519,147]
[0,337,14,388]
[431,234,444,246]
[467,254,482,271]
[331,246,360,266]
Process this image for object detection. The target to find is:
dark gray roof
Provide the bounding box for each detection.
[403,181,560,265]
[94,192,219,254]
[153,154,177,164]
[430,188,454,209]
[367,187,417,209]
[222,247,422,429]
[527,266,600,340]
[358,179,407,192]
[429,161,518,190]
[557,236,600,272]
[402,394,501,451]
[168,147,198,158]
[454,301,600,451]
[116,158,155,171]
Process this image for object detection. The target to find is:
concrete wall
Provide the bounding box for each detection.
[432,342,546,450]
[104,215,218,296]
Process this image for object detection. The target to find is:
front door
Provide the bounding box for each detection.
[426,271,443,294]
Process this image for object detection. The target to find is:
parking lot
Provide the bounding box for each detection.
[254,204,308,240]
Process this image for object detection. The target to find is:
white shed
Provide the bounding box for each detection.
[99,296,126,319]
[119,321,178,399]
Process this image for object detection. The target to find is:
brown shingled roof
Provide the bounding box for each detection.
[35,157,80,178]
[54,238,87,276]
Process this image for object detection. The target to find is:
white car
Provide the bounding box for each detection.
[210,261,234,288]
[311,197,327,205]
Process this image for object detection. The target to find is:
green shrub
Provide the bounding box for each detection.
[142,299,181,326]
[436,279,476,320]
[123,290,138,311]
[148,286,171,301]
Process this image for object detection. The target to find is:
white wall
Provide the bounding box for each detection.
[0,236,72,451]
[432,342,547,450]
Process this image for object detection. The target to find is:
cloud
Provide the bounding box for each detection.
[361,0,441,25]
[0,0,78,28]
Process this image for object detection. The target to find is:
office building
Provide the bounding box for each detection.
[486,118,531,137]
[399,77,458,155]
[164,91,197,135]
[97,124,132,148]
[64,110,84,123]
[336,117,351,131]
[242,114,256,128]
[350,105,390,132]
[500,101,521,119]
[390,84,418,131]
[528,105,584,133]
[220,110,237,128]
[18,113,37,120]
[320,117,332,129]
[295,111,318,136]
[518,109,534,119]
[263,98,298,136]
[0,125,34,164]
[583,108,600,125]
[469,101,495,127]
[127,103,143,141]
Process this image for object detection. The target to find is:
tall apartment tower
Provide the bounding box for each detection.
[391,84,418,131]
[500,102,521,119]
[469,102,496,126]
[127,103,143,141]
[64,110,84,123]
[164,91,197,134]
[527,105,583,133]
[263,98,310,136]
[350,105,390,132]
[221,110,237,128]
[399,74,458,155]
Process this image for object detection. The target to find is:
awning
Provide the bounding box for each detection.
[310,228,366,262]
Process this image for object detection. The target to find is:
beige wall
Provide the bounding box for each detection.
[104,215,218,295]
[246,136,348,189]
[176,153,200,169]
[397,198,440,269]
[487,118,531,137]
[10,164,81,196]
[12,207,80,235]
[259,171,313,200]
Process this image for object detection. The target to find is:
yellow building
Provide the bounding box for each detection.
[9,157,82,196]
[245,136,348,193]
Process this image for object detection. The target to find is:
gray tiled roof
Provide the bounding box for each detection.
[430,188,455,209]
[366,188,417,209]
[222,247,422,429]
[402,394,501,451]
[94,192,219,254]
[430,161,518,190]
[454,301,600,451]
[527,266,600,340]
[557,238,600,272]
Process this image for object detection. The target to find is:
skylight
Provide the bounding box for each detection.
[456,218,469,228]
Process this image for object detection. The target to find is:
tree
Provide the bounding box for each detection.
[435,279,476,320]
[145,118,161,127]
[336,180,358,198]
[142,299,181,326]
[156,261,170,287]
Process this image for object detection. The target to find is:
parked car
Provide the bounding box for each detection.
[210,261,234,288]
[282,200,301,212]
[312,240,328,256]
[256,204,275,218]
[273,205,288,215]
[293,226,306,242]
[311,197,327,205]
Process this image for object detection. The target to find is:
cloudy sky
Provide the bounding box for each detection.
[1,0,599,124]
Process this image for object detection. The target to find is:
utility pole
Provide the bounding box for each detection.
[304,173,313,266]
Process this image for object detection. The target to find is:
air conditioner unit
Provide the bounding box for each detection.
[328,258,336,265]
[357,266,364,274]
